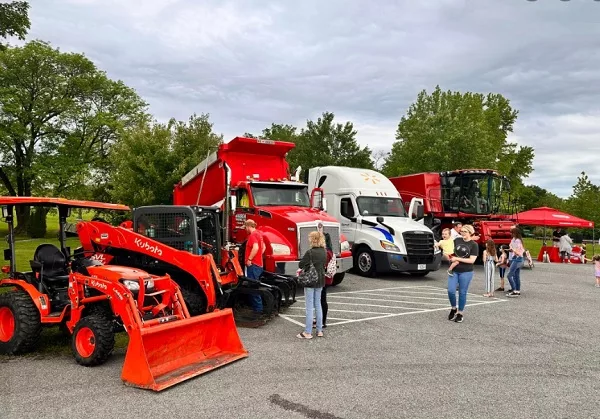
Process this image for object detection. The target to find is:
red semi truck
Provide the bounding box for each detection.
[172,136,353,285]
[389,169,516,253]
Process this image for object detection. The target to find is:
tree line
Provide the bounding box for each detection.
[0,1,597,237]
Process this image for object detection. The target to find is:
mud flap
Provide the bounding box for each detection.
[120,308,247,391]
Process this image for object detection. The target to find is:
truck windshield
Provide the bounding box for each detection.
[251,183,310,207]
[356,197,407,217]
[441,173,509,214]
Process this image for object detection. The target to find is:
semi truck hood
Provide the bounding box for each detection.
[361,216,433,240]
[258,206,339,224]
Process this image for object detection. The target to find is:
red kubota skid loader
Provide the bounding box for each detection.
[0,197,247,391]
[76,205,296,322]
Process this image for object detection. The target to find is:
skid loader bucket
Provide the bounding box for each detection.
[120,308,247,391]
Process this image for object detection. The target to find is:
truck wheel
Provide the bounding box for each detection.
[331,273,345,286]
[354,247,376,277]
[180,287,208,316]
[0,291,42,355]
[72,314,115,367]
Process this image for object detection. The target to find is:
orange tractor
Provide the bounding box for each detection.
[0,197,247,391]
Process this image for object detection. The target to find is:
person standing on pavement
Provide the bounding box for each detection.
[320,225,335,329]
[244,219,265,314]
[447,224,479,323]
[297,231,327,339]
[506,227,524,297]
[483,239,498,297]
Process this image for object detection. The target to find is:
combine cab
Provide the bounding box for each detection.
[0,198,247,391]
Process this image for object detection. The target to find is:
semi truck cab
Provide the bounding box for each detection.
[308,166,442,277]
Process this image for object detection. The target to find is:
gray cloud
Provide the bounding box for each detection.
[23,0,600,197]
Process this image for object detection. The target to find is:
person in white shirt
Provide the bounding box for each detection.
[450,222,462,240]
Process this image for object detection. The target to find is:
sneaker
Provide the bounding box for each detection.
[495,287,505,292]
[454,313,463,323]
[448,308,457,320]
[507,291,520,298]
[505,289,513,295]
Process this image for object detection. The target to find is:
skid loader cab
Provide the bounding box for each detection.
[133,205,223,265]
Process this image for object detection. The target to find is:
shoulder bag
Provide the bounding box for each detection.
[297,249,319,288]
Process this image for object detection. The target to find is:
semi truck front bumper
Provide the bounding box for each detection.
[373,251,442,273]
[275,255,353,276]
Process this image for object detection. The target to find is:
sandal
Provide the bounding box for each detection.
[317,331,324,337]
[296,332,313,339]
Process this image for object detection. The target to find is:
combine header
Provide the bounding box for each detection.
[0,197,247,391]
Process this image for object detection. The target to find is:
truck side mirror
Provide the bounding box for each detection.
[230,196,237,212]
[322,197,327,212]
[411,202,424,220]
[310,188,325,210]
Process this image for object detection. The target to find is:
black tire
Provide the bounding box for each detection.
[0,291,42,355]
[354,247,376,277]
[331,273,345,286]
[180,287,208,316]
[71,314,115,367]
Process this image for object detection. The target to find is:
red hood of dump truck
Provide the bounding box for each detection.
[256,205,339,224]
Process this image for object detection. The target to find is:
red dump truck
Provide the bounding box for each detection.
[172,136,353,285]
[389,169,516,254]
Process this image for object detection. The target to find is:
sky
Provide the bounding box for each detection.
[20,0,600,198]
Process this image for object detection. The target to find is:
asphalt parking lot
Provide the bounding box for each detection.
[2,262,600,419]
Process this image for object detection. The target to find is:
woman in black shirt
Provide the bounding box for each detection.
[447,224,479,323]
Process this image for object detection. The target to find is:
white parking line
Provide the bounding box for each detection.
[280,285,506,327]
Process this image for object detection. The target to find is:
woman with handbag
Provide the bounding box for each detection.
[297,231,327,339]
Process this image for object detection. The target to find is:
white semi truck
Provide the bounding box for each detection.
[308,166,442,277]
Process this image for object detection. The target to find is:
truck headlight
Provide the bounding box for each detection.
[271,243,291,256]
[380,240,399,252]
[340,240,350,252]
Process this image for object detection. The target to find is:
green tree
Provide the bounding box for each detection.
[109,114,222,207]
[516,184,564,211]
[382,86,534,188]
[0,40,147,232]
[292,112,373,175]
[565,171,600,227]
[0,1,30,50]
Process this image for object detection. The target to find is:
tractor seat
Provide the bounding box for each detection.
[29,243,70,283]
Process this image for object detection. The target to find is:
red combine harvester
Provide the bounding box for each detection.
[172,136,353,285]
[0,197,246,391]
[389,169,516,256]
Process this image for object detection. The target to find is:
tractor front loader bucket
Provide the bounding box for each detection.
[120,308,247,391]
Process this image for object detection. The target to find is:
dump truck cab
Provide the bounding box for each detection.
[308,167,442,277]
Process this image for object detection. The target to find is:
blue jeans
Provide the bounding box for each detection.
[507,258,523,291]
[447,271,474,311]
[246,264,263,312]
[304,287,323,334]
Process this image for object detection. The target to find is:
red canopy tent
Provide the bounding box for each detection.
[514,207,595,263]
[515,207,594,228]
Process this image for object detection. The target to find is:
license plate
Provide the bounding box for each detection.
[418,264,426,270]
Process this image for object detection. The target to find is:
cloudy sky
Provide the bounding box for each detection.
[22,0,600,197]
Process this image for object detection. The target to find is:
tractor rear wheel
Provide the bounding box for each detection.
[72,314,115,366]
[0,291,42,355]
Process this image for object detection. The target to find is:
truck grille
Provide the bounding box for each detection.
[402,231,435,264]
[298,225,341,257]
